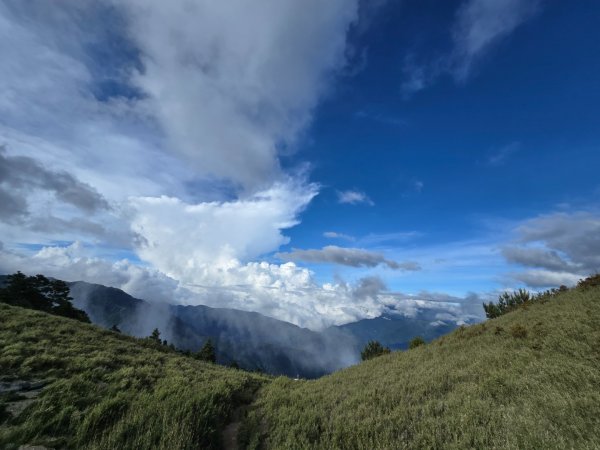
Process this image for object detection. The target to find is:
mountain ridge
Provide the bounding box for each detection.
[68,279,463,376]
[1,274,463,376]
[68,280,360,378]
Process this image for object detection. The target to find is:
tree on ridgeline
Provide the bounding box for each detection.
[149,328,161,343]
[409,336,425,349]
[197,338,217,363]
[483,289,532,319]
[361,340,391,361]
[0,271,90,323]
[483,282,580,319]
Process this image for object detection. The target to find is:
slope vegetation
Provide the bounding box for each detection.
[242,284,600,449]
[0,303,268,449]
[1,282,599,449]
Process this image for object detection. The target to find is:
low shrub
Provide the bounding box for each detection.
[409,336,425,349]
[577,274,600,290]
[510,324,528,339]
[361,341,391,361]
[483,283,573,319]
[483,289,532,319]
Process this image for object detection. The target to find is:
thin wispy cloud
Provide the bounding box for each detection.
[402,0,541,95]
[337,190,374,206]
[487,142,521,166]
[452,0,541,80]
[411,180,424,194]
[323,231,356,242]
[359,231,422,247]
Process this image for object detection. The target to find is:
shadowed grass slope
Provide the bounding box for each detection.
[242,284,600,449]
[0,303,269,449]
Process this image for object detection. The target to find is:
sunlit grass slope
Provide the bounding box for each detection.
[243,285,600,449]
[0,303,268,449]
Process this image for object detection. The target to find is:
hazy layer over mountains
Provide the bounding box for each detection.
[68,281,459,377]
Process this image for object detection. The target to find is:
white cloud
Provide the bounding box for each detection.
[129,180,318,282]
[337,190,374,205]
[0,241,180,305]
[402,0,541,94]
[0,241,392,329]
[0,241,482,329]
[119,0,360,189]
[0,0,363,193]
[0,2,189,205]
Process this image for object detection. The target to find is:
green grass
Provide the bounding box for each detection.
[2,284,600,449]
[242,285,600,449]
[0,303,268,449]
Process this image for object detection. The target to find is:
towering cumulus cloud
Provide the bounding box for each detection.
[130,181,319,282]
[120,0,359,189]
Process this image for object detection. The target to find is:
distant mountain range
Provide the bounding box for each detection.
[68,281,358,378]
[2,274,460,377]
[336,310,458,351]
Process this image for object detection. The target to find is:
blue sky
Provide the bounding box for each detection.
[1,0,599,329]
[280,0,600,290]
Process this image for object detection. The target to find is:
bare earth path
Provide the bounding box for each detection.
[222,403,252,450]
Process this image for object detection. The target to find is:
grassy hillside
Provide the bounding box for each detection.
[2,282,599,449]
[242,284,600,449]
[0,303,268,449]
